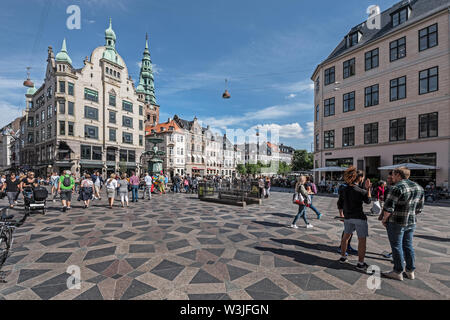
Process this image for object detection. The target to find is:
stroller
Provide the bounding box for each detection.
[23,186,48,215]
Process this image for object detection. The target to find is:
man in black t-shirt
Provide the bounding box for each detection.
[337,168,372,270]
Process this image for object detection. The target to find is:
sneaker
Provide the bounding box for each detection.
[339,256,348,263]
[67,207,71,210]
[404,270,415,280]
[382,270,403,281]
[289,224,299,229]
[317,213,322,220]
[61,207,67,212]
[347,246,358,255]
[356,262,369,270]
[336,247,349,256]
[306,224,314,229]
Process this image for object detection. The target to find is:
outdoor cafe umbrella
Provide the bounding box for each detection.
[312,166,347,182]
[378,163,439,170]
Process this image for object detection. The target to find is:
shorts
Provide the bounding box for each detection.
[344,219,369,238]
[60,190,72,202]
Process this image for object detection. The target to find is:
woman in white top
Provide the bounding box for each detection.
[106,173,118,209]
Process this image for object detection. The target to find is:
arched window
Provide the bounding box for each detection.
[106,67,109,73]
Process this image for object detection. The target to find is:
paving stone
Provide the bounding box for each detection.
[74,285,104,300]
[17,269,52,283]
[190,269,222,284]
[167,239,190,251]
[150,260,185,281]
[234,250,260,266]
[227,264,252,281]
[83,246,117,261]
[188,293,231,300]
[36,252,72,263]
[121,279,156,300]
[245,278,289,300]
[282,274,338,291]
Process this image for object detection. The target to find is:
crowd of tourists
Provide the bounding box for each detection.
[290,166,424,281]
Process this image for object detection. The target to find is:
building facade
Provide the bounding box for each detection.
[312,0,450,187]
[0,117,22,172]
[19,20,158,177]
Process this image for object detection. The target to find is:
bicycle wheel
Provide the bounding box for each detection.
[0,233,9,267]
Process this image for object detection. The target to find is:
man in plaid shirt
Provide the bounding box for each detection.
[381,167,424,281]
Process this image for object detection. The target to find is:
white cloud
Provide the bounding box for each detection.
[286,93,297,99]
[0,101,23,129]
[280,80,314,93]
[251,123,307,139]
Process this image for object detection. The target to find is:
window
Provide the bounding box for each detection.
[68,101,74,115]
[59,101,65,114]
[324,130,334,149]
[84,106,99,120]
[109,111,116,124]
[315,105,319,122]
[92,146,102,160]
[27,133,34,143]
[68,82,74,96]
[390,37,406,61]
[391,7,409,27]
[390,76,406,101]
[342,127,355,147]
[365,48,379,71]
[389,118,406,141]
[122,132,133,144]
[343,58,355,79]
[364,123,378,144]
[47,124,52,139]
[419,67,438,95]
[348,32,359,47]
[47,105,53,119]
[139,120,143,131]
[139,105,143,116]
[139,135,143,146]
[84,125,98,139]
[28,117,34,127]
[128,150,135,163]
[419,24,438,51]
[122,116,133,128]
[41,110,45,122]
[84,88,98,102]
[59,81,65,93]
[107,148,116,161]
[81,145,91,160]
[68,122,74,136]
[324,67,335,86]
[315,134,319,151]
[324,98,335,117]
[419,112,438,138]
[122,100,133,113]
[343,92,355,112]
[59,121,65,135]
[46,86,53,99]
[109,128,116,141]
[120,150,128,162]
[365,84,379,107]
[109,94,116,107]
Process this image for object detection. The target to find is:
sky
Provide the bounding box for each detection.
[0,0,397,150]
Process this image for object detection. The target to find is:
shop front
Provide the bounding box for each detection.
[393,153,437,187]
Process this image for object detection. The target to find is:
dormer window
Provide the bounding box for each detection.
[347,31,362,48]
[391,6,410,27]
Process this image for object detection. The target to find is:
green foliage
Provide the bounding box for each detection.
[236,164,246,175]
[292,150,314,171]
[277,161,292,175]
[118,161,127,174]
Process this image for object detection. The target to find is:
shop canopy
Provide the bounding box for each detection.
[378,163,439,170]
[312,166,347,172]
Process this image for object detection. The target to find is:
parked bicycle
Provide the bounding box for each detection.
[0,211,28,272]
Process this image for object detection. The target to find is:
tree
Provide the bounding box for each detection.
[236,164,246,175]
[292,150,313,171]
[277,161,292,175]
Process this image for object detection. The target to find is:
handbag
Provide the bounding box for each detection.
[371,200,382,215]
[292,192,305,205]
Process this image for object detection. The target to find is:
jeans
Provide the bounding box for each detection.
[308,195,321,217]
[292,205,309,225]
[131,185,139,202]
[6,192,18,205]
[144,185,152,199]
[386,222,416,273]
[174,183,180,193]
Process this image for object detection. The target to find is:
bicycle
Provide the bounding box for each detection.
[0,211,28,272]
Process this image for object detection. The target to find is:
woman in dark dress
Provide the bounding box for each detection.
[1,172,21,208]
[80,173,94,209]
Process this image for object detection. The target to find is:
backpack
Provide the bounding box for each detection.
[311,183,318,194]
[63,176,71,187]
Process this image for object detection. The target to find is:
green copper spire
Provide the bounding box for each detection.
[103,18,121,65]
[55,38,72,65]
[137,33,156,104]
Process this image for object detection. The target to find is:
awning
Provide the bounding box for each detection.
[312,166,347,172]
[378,163,439,170]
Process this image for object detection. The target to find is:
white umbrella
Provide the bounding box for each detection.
[378,163,438,170]
[312,166,347,172]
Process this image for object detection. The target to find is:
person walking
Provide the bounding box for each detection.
[50,172,60,202]
[118,173,130,207]
[290,175,313,229]
[264,177,271,198]
[58,170,75,212]
[105,173,118,209]
[92,171,103,200]
[381,167,424,281]
[80,173,94,209]
[173,174,181,193]
[143,172,152,200]
[305,176,322,220]
[129,171,140,202]
[258,177,265,199]
[1,172,20,208]
[337,167,372,270]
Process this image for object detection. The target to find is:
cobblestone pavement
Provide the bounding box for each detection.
[0,191,449,300]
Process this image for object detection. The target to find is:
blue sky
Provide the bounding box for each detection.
[0,0,396,150]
